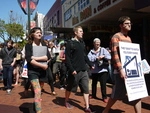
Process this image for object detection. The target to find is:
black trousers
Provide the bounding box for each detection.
[59,62,67,87]
[91,72,108,99]
[46,66,55,92]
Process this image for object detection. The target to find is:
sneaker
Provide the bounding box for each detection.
[65,101,74,109]
[85,107,96,113]
[6,89,11,94]
[60,87,65,90]
[103,98,108,103]
[51,91,57,96]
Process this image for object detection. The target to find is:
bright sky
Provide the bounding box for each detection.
[0,0,55,42]
[0,0,56,21]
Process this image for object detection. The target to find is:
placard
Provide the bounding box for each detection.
[119,42,148,101]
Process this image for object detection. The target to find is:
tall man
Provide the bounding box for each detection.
[65,26,94,113]
[102,16,141,113]
[0,40,16,94]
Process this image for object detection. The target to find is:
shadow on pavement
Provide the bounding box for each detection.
[19,102,35,113]
[52,96,84,111]
[142,102,150,110]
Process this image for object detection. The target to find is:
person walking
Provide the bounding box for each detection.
[59,43,67,90]
[0,40,16,94]
[25,27,50,113]
[88,38,111,103]
[102,16,141,113]
[64,26,94,113]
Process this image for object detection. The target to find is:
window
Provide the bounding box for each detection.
[78,0,89,11]
[57,11,59,25]
[64,9,72,21]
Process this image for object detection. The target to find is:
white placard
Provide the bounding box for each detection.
[141,59,150,74]
[119,42,148,101]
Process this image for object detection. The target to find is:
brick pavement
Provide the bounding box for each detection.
[0,78,150,113]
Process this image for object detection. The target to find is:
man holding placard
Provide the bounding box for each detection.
[102,16,142,113]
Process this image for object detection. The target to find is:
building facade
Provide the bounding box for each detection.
[33,12,45,32]
[43,0,62,34]
[44,0,150,62]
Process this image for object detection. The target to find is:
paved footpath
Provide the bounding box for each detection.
[0,78,150,113]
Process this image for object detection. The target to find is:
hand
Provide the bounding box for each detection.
[31,56,36,60]
[11,63,15,67]
[72,71,77,75]
[0,65,3,70]
[91,66,95,69]
[97,55,104,60]
[42,64,48,70]
[119,69,127,80]
[99,55,105,59]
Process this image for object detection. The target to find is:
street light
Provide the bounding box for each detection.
[17,0,39,34]
[27,0,31,32]
[9,10,13,40]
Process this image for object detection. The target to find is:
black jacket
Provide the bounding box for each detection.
[25,42,51,71]
[0,47,16,66]
[65,38,92,73]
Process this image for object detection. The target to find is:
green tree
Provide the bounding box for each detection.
[0,19,7,42]
[5,22,24,42]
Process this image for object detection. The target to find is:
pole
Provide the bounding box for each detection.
[9,10,13,40]
[28,0,30,33]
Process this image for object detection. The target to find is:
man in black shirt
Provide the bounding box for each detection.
[65,26,94,113]
[0,40,16,94]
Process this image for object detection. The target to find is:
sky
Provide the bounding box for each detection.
[0,0,56,22]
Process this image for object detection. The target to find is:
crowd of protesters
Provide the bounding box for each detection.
[0,16,144,113]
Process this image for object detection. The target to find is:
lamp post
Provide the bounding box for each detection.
[27,0,31,33]
[17,0,39,34]
[9,10,13,40]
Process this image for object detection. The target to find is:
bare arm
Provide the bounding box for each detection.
[31,55,48,61]
[0,59,3,70]
[30,59,48,70]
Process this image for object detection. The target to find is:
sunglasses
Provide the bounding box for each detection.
[123,22,132,25]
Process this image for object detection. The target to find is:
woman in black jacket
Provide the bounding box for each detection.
[25,27,50,113]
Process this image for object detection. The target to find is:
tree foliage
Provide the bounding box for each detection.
[0,11,26,48]
[5,23,24,42]
[0,19,7,42]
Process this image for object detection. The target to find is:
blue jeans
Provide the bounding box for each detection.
[3,66,14,89]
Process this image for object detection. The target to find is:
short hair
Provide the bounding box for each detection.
[118,16,131,25]
[73,26,82,32]
[93,38,100,43]
[6,40,14,45]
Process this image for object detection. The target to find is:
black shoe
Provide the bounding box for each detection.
[3,86,7,91]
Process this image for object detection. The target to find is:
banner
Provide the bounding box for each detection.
[119,42,148,101]
[21,60,28,78]
[17,0,39,15]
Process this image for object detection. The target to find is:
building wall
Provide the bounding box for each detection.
[43,0,150,62]
[43,0,62,33]
[33,12,45,32]
[62,0,122,28]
